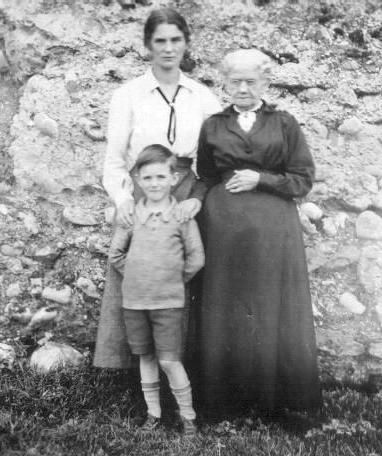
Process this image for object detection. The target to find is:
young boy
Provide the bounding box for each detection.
[108,144,205,436]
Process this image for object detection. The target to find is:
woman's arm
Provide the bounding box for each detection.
[196,121,221,195]
[257,113,315,198]
[103,87,136,222]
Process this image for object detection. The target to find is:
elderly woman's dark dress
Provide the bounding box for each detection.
[194,103,321,415]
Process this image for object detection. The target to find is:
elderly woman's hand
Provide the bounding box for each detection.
[175,198,202,223]
[225,169,260,193]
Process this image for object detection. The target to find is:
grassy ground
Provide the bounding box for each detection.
[1,360,382,455]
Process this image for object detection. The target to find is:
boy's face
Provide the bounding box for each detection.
[137,162,178,203]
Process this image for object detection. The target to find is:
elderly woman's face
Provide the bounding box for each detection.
[225,66,268,110]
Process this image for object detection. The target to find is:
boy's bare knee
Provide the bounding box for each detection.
[158,359,179,372]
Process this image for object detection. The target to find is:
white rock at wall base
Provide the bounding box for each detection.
[300,202,323,221]
[356,211,382,240]
[299,212,317,234]
[323,245,360,271]
[323,217,338,236]
[0,343,16,369]
[42,285,72,304]
[338,116,363,136]
[358,246,382,294]
[76,277,100,299]
[369,342,382,359]
[6,282,22,298]
[62,207,98,226]
[30,342,83,372]
[28,308,58,330]
[339,292,366,315]
[343,195,372,212]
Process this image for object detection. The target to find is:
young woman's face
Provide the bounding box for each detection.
[147,23,187,71]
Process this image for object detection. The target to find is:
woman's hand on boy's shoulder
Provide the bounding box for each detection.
[116,198,135,226]
[175,198,201,223]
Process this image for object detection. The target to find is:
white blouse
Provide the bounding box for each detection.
[103,69,221,206]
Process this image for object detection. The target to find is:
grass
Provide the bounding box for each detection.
[1,360,382,455]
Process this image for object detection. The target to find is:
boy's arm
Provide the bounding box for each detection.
[108,224,132,275]
[180,219,205,283]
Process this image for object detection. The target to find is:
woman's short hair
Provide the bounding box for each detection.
[220,49,272,78]
[143,8,190,48]
[135,144,177,172]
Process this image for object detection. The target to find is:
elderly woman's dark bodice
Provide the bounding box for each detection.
[197,104,315,199]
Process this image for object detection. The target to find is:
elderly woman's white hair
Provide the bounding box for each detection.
[220,49,272,78]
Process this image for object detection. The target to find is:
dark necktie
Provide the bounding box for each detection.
[156,86,181,145]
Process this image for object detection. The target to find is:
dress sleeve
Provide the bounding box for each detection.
[257,113,315,199]
[193,120,221,200]
[108,224,133,275]
[103,86,134,208]
[180,219,205,283]
[200,87,222,120]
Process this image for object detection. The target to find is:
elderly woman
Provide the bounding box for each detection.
[194,49,322,417]
[93,8,220,369]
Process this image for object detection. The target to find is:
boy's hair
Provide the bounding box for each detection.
[135,144,177,173]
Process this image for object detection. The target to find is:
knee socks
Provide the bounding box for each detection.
[141,381,161,419]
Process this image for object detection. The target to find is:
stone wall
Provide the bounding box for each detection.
[1,0,382,383]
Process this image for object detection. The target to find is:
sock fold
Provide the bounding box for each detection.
[141,381,161,418]
[171,383,196,420]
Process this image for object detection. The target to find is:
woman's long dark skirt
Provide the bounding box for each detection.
[193,183,322,416]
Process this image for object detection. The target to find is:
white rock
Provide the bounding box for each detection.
[344,195,371,212]
[18,212,39,234]
[300,202,323,221]
[76,277,100,299]
[372,191,382,210]
[6,258,23,274]
[30,277,43,296]
[323,218,338,236]
[0,204,9,215]
[6,282,22,298]
[0,343,16,369]
[365,165,382,178]
[104,206,115,225]
[336,85,358,107]
[42,285,72,304]
[30,342,83,372]
[339,292,365,315]
[358,245,382,294]
[62,207,98,226]
[28,308,58,330]
[299,212,317,234]
[369,342,382,359]
[338,116,363,136]
[356,211,382,240]
[34,113,59,138]
[11,308,33,324]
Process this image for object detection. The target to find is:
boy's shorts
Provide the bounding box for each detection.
[123,308,183,361]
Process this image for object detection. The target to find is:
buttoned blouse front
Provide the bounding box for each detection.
[103,69,221,206]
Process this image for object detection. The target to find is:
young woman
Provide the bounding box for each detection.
[195,49,322,417]
[93,8,220,369]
